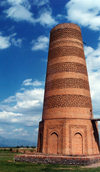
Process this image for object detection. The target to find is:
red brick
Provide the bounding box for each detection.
[37,23,99,156]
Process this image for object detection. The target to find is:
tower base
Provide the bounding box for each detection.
[37,118,100,155]
[15,153,100,166]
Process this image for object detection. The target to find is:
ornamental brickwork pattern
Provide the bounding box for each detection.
[46,78,89,91]
[37,23,100,156]
[48,46,85,60]
[50,40,83,49]
[44,94,92,109]
[47,62,87,75]
[50,28,82,42]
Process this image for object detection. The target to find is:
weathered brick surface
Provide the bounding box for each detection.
[45,78,89,91]
[47,62,87,76]
[43,107,92,119]
[48,46,85,60]
[50,40,83,50]
[51,23,81,32]
[15,154,100,166]
[50,28,82,42]
[44,95,92,108]
[37,23,100,156]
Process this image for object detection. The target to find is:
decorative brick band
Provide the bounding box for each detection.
[48,46,85,60]
[50,40,83,49]
[47,72,88,82]
[44,94,92,109]
[47,62,87,76]
[46,78,89,91]
[48,56,86,67]
[50,28,82,42]
[45,88,90,98]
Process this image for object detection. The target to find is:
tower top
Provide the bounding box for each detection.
[51,23,81,33]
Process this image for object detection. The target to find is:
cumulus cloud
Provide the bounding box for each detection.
[0,34,11,49]
[0,111,22,123]
[6,0,30,9]
[33,0,49,7]
[5,5,34,23]
[1,88,44,113]
[0,32,22,50]
[22,79,43,86]
[32,35,49,51]
[0,79,44,143]
[84,42,100,116]
[4,0,57,27]
[66,0,100,30]
[37,10,57,27]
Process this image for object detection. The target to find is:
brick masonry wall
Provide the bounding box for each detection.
[50,28,82,42]
[48,46,85,60]
[44,95,92,108]
[15,154,100,166]
[45,78,89,90]
[43,23,92,120]
[37,23,99,156]
[47,62,87,76]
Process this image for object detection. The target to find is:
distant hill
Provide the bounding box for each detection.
[0,136,36,147]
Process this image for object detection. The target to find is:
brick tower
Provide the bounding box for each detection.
[37,23,99,155]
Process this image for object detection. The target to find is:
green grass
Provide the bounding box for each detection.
[0,150,100,172]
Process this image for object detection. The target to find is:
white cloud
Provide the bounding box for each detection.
[11,38,22,47]
[38,10,57,27]
[84,42,100,116]
[0,32,22,50]
[0,78,44,143]
[0,79,44,121]
[3,96,15,103]
[0,34,11,49]
[33,0,49,7]
[7,0,31,9]
[7,0,25,5]
[4,0,57,27]
[66,0,100,30]
[32,35,49,51]
[5,5,34,23]
[22,79,32,86]
[23,79,43,86]
[1,88,44,113]
[0,111,22,123]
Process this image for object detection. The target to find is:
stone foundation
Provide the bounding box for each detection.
[15,153,100,166]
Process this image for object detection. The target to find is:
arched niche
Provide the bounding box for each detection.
[48,132,58,154]
[72,132,83,155]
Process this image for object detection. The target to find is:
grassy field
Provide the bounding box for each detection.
[0,149,100,172]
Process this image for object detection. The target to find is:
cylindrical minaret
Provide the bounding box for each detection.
[37,23,99,155]
[43,23,92,120]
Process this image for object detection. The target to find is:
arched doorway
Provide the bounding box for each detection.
[48,132,58,154]
[72,132,83,155]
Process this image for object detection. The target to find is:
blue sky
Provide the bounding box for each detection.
[0,0,100,146]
